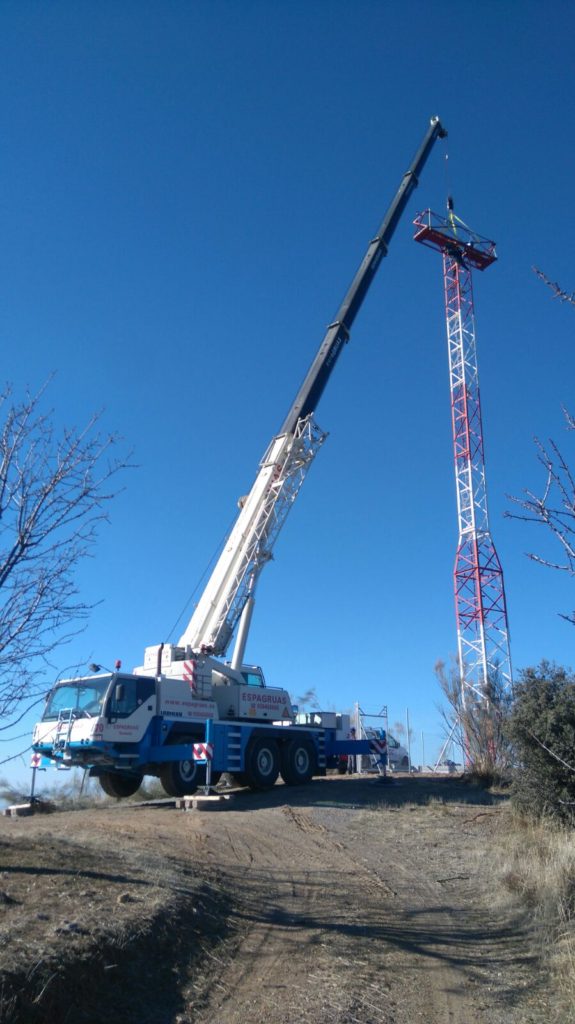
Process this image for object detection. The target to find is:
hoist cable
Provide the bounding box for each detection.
[165,512,238,644]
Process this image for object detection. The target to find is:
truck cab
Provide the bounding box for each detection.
[33,672,161,768]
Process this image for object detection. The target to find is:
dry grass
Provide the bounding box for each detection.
[494,807,575,1020]
[0,772,166,810]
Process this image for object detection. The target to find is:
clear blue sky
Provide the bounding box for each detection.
[1,1,574,787]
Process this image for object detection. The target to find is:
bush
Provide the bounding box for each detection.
[506,661,575,823]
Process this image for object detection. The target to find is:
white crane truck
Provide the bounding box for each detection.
[33,117,446,799]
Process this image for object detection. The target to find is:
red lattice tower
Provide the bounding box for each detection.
[414,208,512,706]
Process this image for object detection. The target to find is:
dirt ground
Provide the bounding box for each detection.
[0,774,549,1024]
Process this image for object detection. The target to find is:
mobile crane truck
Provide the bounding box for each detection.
[33,117,446,799]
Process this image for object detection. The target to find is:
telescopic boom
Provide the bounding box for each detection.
[179,116,447,660]
[279,116,447,435]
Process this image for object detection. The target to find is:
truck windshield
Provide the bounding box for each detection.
[42,678,111,721]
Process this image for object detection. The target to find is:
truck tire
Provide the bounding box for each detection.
[160,757,203,797]
[280,737,316,785]
[159,736,204,797]
[243,737,280,790]
[99,771,143,799]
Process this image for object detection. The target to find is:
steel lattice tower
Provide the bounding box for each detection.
[414,208,512,706]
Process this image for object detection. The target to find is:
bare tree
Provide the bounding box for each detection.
[0,384,131,728]
[506,415,575,625]
[505,273,575,622]
[435,656,512,775]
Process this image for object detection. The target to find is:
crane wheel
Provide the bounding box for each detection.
[159,735,204,796]
[242,737,280,790]
[280,737,316,785]
[160,758,203,797]
[99,771,143,799]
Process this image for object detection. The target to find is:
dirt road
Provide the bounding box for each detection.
[0,775,546,1023]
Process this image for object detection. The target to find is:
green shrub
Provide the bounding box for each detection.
[506,661,575,823]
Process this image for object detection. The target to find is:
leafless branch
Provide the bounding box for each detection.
[435,655,512,773]
[526,727,575,774]
[0,384,133,727]
[506,414,575,624]
[533,266,575,306]
[0,743,32,767]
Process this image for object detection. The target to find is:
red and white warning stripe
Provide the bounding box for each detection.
[30,752,42,768]
[183,660,197,693]
[193,742,214,761]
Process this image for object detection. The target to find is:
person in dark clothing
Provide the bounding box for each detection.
[347,727,357,773]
